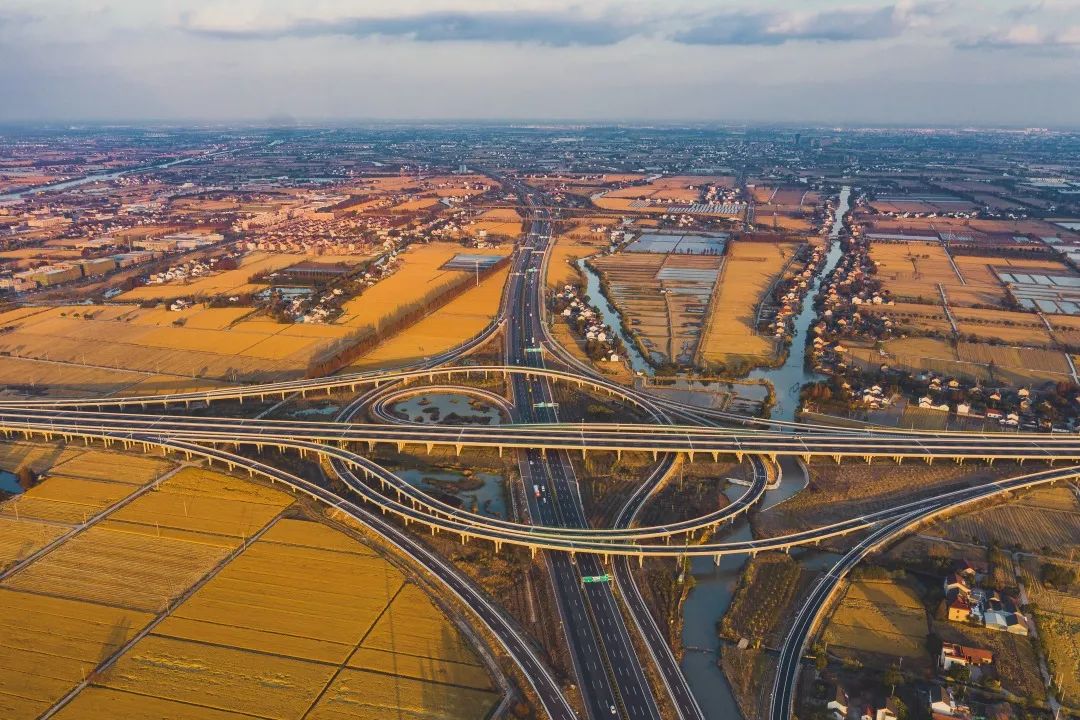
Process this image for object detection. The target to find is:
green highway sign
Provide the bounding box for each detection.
[533,402,559,409]
[525,347,543,353]
[526,268,539,273]
[581,574,611,584]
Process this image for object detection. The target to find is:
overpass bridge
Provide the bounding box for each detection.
[2,412,1077,560]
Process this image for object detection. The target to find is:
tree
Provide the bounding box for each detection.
[883,664,904,691]
[947,663,971,684]
[15,466,36,490]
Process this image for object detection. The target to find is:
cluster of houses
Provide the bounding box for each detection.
[553,284,622,364]
[271,287,345,324]
[827,691,903,720]
[944,567,1029,635]
[806,225,1080,429]
[147,253,239,286]
[766,244,826,340]
[916,383,1049,429]
[828,684,983,720]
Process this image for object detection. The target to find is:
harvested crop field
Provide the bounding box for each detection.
[847,336,1073,384]
[823,578,928,667]
[698,241,796,369]
[347,262,508,369]
[469,208,522,238]
[0,439,498,720]
[339,243,507,332]
[547,229,608,289]
[870,241,1072,308]
[589,252,723,365]
[0,302,359,383]
[757,460,1022,537]
[925,485,1080,556]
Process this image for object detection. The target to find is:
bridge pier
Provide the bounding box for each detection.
[686,451,694,463]
[735,451,744,464]
[834,454,841,465]
[712,451,719,463]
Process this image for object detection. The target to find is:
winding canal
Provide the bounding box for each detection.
[679,186,852,718]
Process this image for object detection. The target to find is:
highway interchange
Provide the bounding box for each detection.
[1,186,1078,720]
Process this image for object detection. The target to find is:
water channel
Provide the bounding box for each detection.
[747,186,852,421]
[0,470,22,496]
[678,187,852,719]
[0,153,215,202]
[576,258,654,374]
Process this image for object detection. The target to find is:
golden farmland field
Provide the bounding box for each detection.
[306,667,496,720]
[470,208,523,238]
[0,517,67,572]
[4,467,293,612]
[339,243,506,332]
[0,441,499,720]
[870,242,1072,308]
[698,241,796,368]
[823,578,928,664]
[346,260,508,369]
[52,517,497,720]
[0,302,354,383]
[0,588,153,718]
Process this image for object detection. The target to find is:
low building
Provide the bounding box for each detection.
[941,642,993,670]
[946,593,973,622]
[827,686,850,720]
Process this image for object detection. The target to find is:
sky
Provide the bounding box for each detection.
[1,0,1078,127]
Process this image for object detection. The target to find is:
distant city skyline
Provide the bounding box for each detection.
[1,0,1078,127]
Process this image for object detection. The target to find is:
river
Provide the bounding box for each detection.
[0,153,217,202]
[679,187,852,719]
[747,186,852,421]
[576,258,654,374]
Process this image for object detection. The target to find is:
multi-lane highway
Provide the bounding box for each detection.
[508,207,661,720]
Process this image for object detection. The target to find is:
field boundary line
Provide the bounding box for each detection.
[37,507,288,720]
[0,460,194,582]
[299,579,408,719]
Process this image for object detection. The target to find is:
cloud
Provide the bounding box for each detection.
[959,23,1080,50]
[672,3,945,46]
[182,9,641,47]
